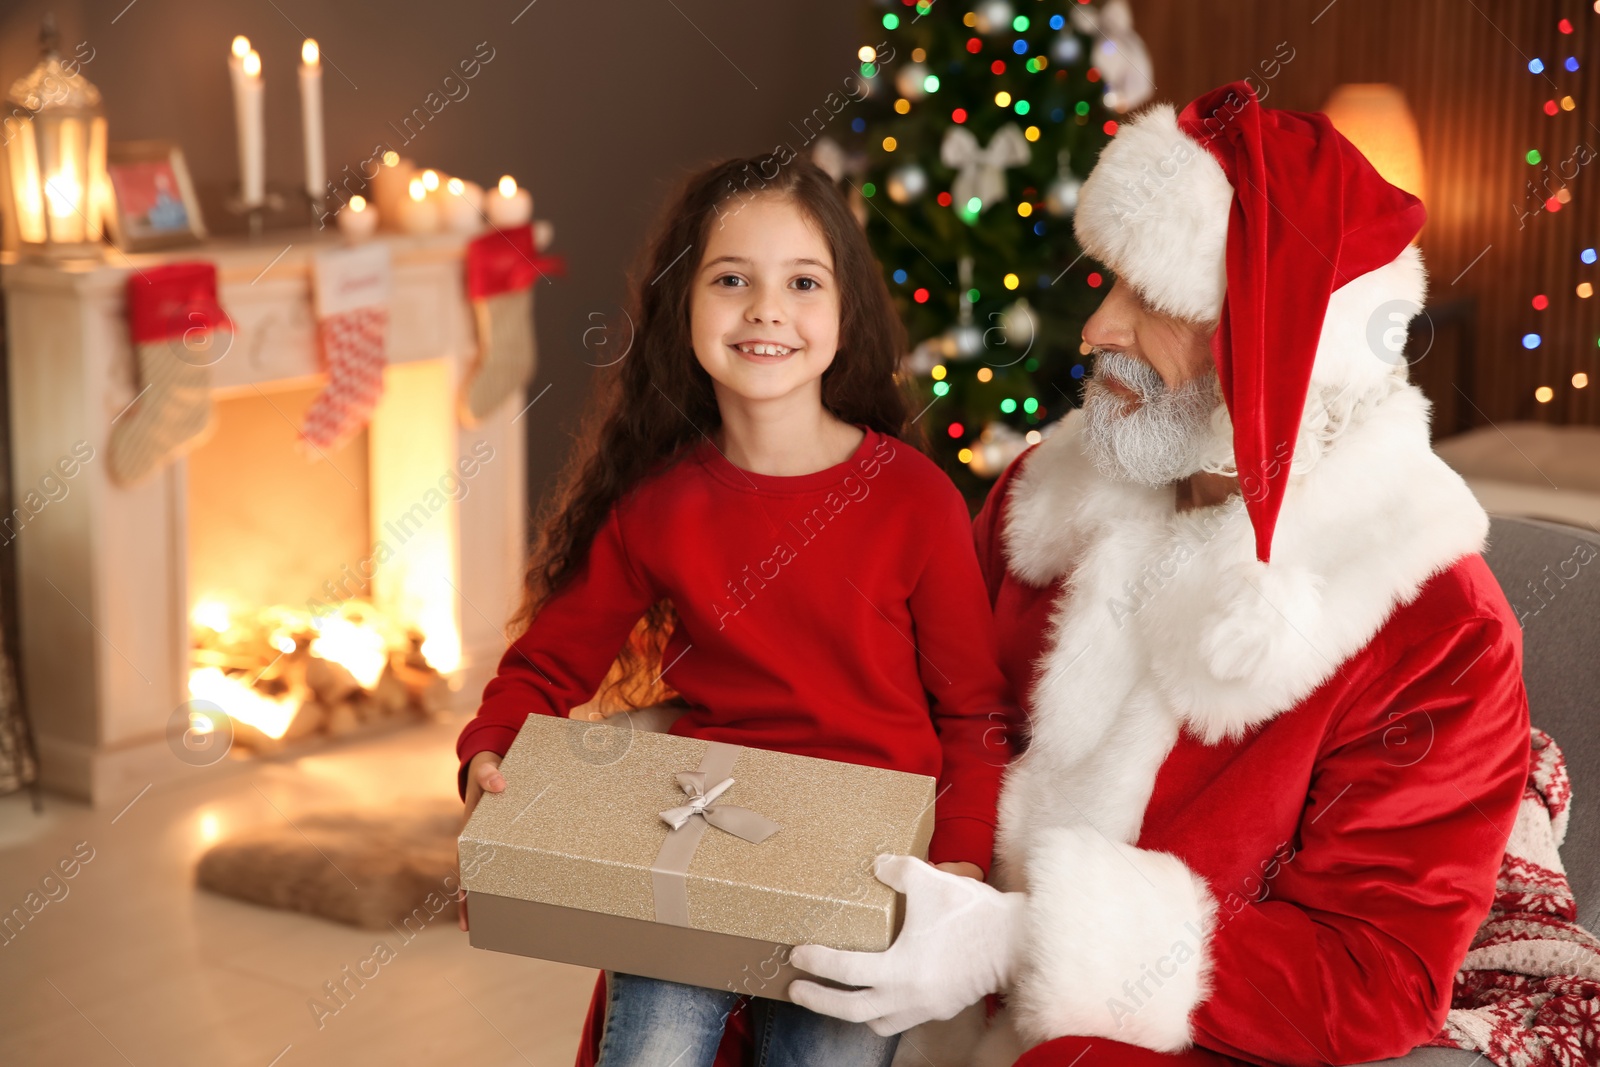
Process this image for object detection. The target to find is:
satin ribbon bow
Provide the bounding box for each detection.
[941,124,1032,214]
[658,771,781,842]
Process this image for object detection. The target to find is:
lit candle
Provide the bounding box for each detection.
[298,39,325,199]
[231,43,266,207]
[337,194,378,239]
[370,151,413,230]
[399,176,439,233]
[442,176,484,233]
[485,174,533,228]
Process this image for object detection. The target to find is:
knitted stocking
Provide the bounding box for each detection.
[461,223,561,426]
[462,287,536,425]
[300,243,391,453]
[108,262,230,487]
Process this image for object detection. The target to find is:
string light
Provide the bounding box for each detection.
[1000,398,1018,413]
[995,90,1012,107]
[895,98,911,114]
[1575,373,1591,389]
[1087,271,1103,288]
[883,136,898,152]
[1579,282,1593,298]
[947,422,965,439]
[914,287,930,303]
[893,269,907,284]
[1527,149,1542,165]
[976,367,994,382]
[1582,248,1597,264]
[1004,272,1020,289]
[933,380,951,396]
[1024,125,1041,141]
[1026,430,1042,445]
[958,448,974,464]
[1535,386,1554,403]
[931,364,947,380]
[1533,294,1550,310]
[1017,202,1033,217]
[1523,333,1542,349]
[858,45,877,63]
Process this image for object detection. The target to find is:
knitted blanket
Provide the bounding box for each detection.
[1427,728,1600,1065]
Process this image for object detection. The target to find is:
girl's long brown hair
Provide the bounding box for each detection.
[511,155,921,709]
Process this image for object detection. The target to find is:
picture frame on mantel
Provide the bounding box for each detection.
[104,139,207,252]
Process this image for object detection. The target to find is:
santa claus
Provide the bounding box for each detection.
[787,81,1532,1066]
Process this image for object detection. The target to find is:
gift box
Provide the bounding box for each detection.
[458,714,936,1001]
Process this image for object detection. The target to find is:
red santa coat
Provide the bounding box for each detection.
[963,383,1531,1067]
[571,379,1530,1067]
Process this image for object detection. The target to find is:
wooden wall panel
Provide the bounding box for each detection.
[1127,0,1600,432]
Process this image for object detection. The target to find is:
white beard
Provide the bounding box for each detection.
[1080,349,1226,487]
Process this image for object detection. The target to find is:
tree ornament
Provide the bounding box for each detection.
[974,0,1015,36]
[1069,0,1155,112]
[887,163,929,204]
[895,62,930,101]
[1000,298,1039,348]
[1046,150,1082,216]
[966,421,1029,478]
[1050,32,1084,66]
[941,124,1031,214]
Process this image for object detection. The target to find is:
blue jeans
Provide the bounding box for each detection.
[595,970,899,1067]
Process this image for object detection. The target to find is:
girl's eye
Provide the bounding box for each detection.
[714,274,746,288]
[792,276,821,291]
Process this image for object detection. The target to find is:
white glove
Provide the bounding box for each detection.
[787,854,1027,1036]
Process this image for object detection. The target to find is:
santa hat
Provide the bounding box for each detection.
[1073,80,1428,563]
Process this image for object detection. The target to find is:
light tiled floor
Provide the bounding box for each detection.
[0,715,594,1067]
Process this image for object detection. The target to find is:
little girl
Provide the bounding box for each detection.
[456,156,1016,1067]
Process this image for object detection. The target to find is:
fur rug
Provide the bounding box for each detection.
[195,798,463,929]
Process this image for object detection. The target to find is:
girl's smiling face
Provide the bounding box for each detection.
[690,194,841,406]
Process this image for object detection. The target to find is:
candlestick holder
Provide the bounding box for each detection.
[304,188,335,231]
[225,187,287,239]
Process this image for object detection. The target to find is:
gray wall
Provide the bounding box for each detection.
[0,0,864,518]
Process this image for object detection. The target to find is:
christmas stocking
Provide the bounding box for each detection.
[461,223,562,426]
[109,262,231,486]
[300,242,392,453]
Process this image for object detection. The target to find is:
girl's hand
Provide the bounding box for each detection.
[458,751,506,931]
[934,861,984,882]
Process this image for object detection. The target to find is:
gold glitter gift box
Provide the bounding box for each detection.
[458,713,936,1000]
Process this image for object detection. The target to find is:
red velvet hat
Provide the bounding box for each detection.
[1074,80,1427,563]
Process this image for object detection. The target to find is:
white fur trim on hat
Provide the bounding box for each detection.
[1073,103,1233,324]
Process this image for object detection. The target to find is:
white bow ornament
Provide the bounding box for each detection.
[941,124,1032,213]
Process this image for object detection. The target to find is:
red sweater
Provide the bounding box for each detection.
[455,428,1016,872]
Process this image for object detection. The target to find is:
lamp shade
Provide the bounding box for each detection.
[1321,83,1427,205]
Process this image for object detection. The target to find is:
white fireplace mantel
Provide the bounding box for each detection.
[2,229,530,805]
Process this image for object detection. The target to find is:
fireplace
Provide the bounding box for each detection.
[2,229,530,804]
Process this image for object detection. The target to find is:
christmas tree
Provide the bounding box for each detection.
[844,0,1139,507]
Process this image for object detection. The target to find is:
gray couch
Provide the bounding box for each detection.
[1363,514,1600,1064]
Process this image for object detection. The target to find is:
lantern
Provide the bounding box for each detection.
[3,18,108,258]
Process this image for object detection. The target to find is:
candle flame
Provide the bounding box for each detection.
[497,175,517,198]
[349,195,367,212]
[232,35,251,59]
[382,150,400,167]
[408,178,426,201]
[302,39,319,66]
[243,50,261,77]
[447,177,464,195]
[421,169,439,192]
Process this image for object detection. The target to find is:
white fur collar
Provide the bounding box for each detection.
[1001,381,1488,760]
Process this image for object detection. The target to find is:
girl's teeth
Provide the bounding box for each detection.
[739,343,791,356]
